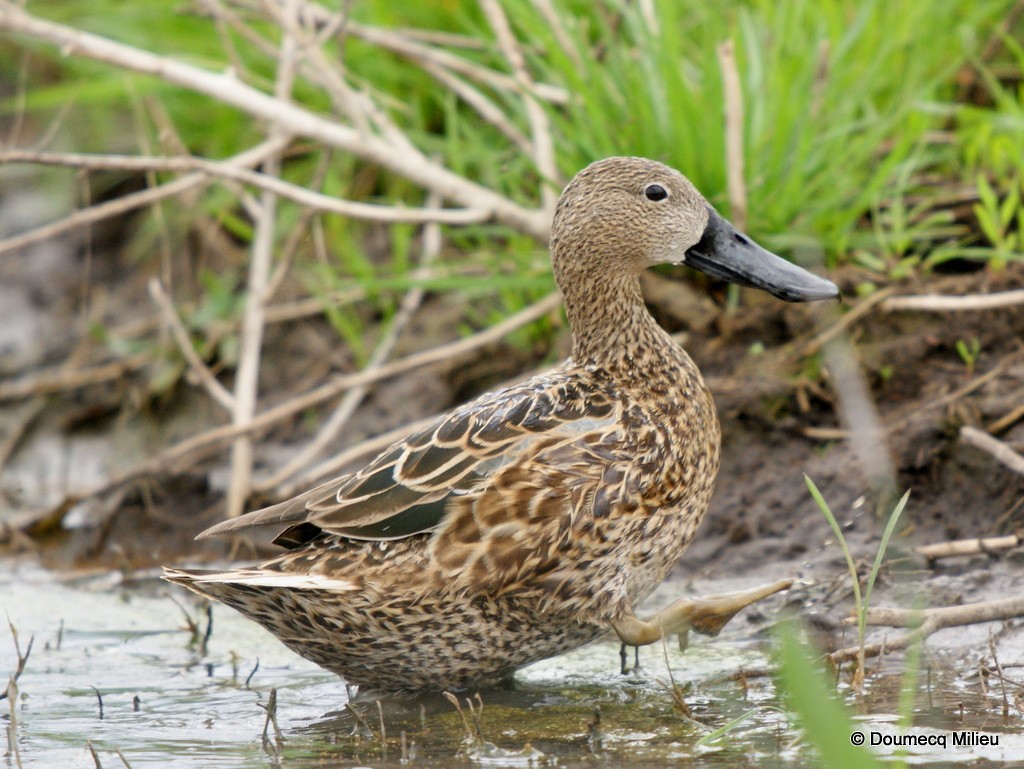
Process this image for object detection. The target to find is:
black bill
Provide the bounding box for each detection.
[685,207,838,302]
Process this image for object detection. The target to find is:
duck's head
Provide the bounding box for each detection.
[551,157,838,302]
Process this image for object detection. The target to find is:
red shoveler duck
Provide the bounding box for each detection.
[165,157,837,692]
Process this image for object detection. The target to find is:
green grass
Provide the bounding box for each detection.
[775,620,885,769]
[513,0,1017,263]
[776,481,923,768]
[805,476,910,688]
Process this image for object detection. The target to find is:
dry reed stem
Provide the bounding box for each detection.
[803,354,1015,441]
[988,631,1011,721]
[0,3,552,240]
[0,138,288,258]
[264,148,333,299]
[717,39,746,230]
[257,190,444,492]
[27,293,560,512]
[480,0,559,211]
[418,60,533,154]
[882,288,1024,312]
[226,0,299,518]
[268,0,418,153]
[531,0,582,69]
[197,0,372,135]
[148,279,235,411]
[0,283,380,402]
[0,354,152,401]
[915,534,1021,560]
[338,16,568,104]
[823,338,895,503]
[1,619,32,705]
[5,676,21,769]
[277,413,441,498]
[989,401,1024,435]
[830,596,1024,664]
[798,286,900,359]
[0,398,44,472]
[960,425,1024,476]
[0,150,490,225]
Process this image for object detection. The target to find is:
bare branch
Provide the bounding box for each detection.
[916,534,1021,560]
[961,425,1024,476]
[830,596,1024,664]
[0,138,288,257]
[0,150,490,225]
[257,190,444,492]
[0,354,151,401]
[882,288,1024,312]
[148,279,235,411]
[341,18,568,105]
[480,0,559,211]
[0,3,550,241]
[717,39,746,230]
[226,0,299,518]
[34,292,562,511]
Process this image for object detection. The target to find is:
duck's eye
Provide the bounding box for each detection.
[644,184,668,201]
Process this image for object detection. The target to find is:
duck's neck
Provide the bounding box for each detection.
[563,270,681,373]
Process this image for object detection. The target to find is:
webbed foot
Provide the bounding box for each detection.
[611,579,793,647]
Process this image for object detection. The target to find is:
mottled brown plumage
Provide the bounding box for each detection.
[164,157,837,692]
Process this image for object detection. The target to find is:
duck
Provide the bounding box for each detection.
[164,157,838,693]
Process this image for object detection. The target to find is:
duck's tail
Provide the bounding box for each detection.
[162,567,359,598]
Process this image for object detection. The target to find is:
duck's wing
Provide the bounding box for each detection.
[197,371,620,546]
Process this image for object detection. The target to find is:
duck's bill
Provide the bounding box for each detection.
[685,207,838,302]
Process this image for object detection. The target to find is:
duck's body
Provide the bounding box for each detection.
[165,157,836,693]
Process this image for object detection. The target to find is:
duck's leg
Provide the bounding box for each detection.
[619,643,644,676]
[611,579,793,647]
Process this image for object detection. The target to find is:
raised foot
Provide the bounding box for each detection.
[611,578,793,647]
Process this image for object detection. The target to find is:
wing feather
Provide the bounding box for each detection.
[197,369,620,546]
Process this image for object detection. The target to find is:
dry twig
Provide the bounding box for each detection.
[341,17,568,105]
[830,596,1024,664]
[259,687,283,748]
[277,412,440,498]
[0,138,288,258]
[0,150,490,225]
[915,534,1021,561]
[881,288,1024,312]
[989,400,1024,435]
[0,398,44,471]
[803,356,1014,441]
[798,285,900,359]
[961,425,1024,476]
[149,279,235,411]
[0,3,551,240]
[225,0,302,518]
[256,190,444,492]
[1,618,33,704]
[480,0,559,211]
[24,293,561,514]
[716,39,746,230]
[5,675,21,769]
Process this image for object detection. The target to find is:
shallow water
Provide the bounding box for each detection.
[2,562,1021,768]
